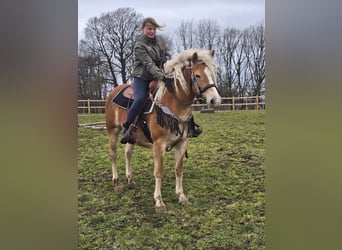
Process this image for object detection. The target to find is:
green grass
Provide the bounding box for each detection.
[78,110,265,249]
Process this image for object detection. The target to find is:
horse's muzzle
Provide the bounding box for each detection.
[205,91,221,107]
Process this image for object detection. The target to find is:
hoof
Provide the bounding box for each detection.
[127,180,137,189]
[179,200,189,206]
[155,205,167,213]
[177,193,190,205]
[114,185,124,194]
[179,198,190,206]
[113,179,124,194]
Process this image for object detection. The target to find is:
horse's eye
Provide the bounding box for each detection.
[195,74,201,79]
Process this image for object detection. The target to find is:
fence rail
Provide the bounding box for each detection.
[78,96,265,114]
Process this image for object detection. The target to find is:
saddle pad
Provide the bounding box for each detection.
[111,85,154,114]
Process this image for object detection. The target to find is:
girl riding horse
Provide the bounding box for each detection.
[121,17,202,144]
[105,48,221,212]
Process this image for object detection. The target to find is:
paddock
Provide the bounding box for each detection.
[78,110,265,249]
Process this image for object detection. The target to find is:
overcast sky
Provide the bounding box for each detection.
[78,0,264,41]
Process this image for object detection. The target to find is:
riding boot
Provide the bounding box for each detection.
[188,116,202,137]
[122,122,129,134]
[120,122,137,144]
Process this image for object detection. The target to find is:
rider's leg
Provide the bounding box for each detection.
[121,78,149,143]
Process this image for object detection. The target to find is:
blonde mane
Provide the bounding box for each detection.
[155,49,217,102]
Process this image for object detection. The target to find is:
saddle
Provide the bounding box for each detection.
[112,80,159,143]
[111,80,158,113]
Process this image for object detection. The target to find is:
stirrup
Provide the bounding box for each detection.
[188,125,202,138]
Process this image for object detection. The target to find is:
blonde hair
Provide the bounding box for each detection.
[141,17,164,29]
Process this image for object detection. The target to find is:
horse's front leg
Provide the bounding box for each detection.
[174,139,189,205]
[153,141,167,213]
[125,143,136,189]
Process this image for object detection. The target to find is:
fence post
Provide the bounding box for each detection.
[87,99,91,114]
[256,96,259,110]
[232,97,235,111]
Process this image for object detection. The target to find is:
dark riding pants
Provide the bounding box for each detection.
[125,77,150,126]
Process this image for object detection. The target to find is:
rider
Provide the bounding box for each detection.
[121,17,202,144]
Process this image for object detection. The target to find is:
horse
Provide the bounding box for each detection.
[105,48,222,213]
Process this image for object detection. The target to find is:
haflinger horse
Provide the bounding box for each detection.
[105,48,221,213]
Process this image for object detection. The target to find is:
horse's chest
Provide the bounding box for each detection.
[165,123,188,143]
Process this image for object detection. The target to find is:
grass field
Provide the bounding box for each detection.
[78,110,265,249]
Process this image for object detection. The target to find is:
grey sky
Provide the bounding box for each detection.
[78,0,264,41]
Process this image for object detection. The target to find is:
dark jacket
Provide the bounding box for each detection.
[132,35,169,81]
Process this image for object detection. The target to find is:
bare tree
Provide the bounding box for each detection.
[233,31,250,97]
[196,19,220,50]
[83,8,142,87]
[244,24,265,96]
[83,16,118,87]
[103,8,143,83]
[78,41,106,99]
[175,19,196,53]
[216,27,240,96]
[78,55,105,99]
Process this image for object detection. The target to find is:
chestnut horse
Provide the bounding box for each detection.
[105,49,221,212]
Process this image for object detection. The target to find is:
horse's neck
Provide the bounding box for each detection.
[159,81,194,119]
[175,85,196,105]
[175,70,196,105]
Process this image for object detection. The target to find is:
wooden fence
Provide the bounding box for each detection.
[78,96,265,114]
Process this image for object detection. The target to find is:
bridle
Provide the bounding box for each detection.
[162,61,217,107]
[185,61,217,97]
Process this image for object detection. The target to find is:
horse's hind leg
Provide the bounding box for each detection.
[124,143,137,189]
[174,141,189,205]
[108,127,124,194]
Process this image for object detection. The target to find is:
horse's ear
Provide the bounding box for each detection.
[210,50,215,57]
[191,52,198,63]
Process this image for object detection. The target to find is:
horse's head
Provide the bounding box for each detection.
[188,50,221,107]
